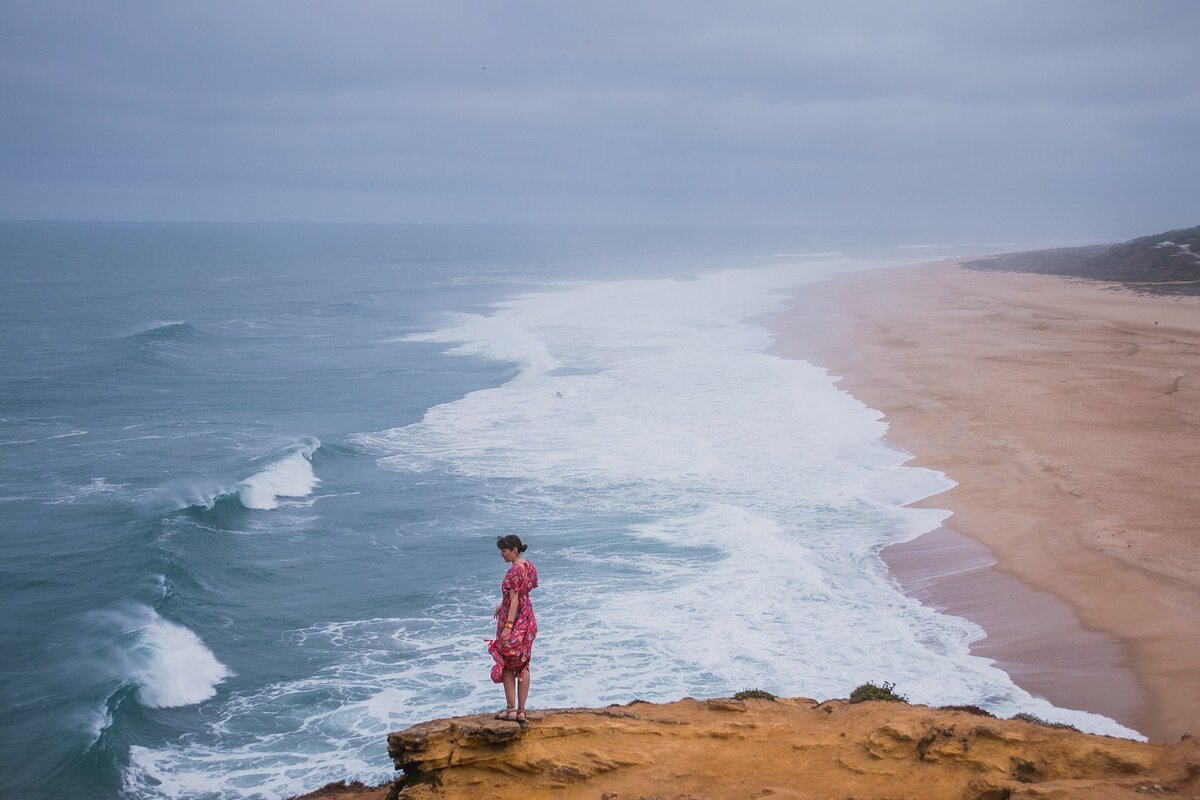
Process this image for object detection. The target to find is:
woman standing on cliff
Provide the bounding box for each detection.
[489,534,538,723]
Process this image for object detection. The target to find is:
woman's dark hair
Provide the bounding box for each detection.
[496,534,527,553]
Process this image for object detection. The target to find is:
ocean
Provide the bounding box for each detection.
[0,222,1139,800]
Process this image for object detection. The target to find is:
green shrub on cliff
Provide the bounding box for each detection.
[849,682,907,704]
[734,689,777,701]
[1011,712,1078,731]
[938,704,994,717]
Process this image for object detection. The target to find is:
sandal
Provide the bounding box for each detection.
[515,710,527,723]
[494,707,516,720]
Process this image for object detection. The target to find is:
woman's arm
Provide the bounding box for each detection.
[505,592,519,628]
[500,566,523,639]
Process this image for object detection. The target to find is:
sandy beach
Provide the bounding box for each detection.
[774,260,1200,743]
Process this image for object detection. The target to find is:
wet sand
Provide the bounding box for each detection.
[773,260,1200,742]
[883,525,1148,731]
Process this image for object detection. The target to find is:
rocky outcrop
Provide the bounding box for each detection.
[355,697,1200,800]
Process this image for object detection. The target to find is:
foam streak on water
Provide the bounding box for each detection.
[123,262,1140,800]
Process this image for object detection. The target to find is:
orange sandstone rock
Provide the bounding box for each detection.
[351,697,1198,800]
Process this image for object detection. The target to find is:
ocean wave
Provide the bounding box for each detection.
[98,320,218,374]
[106,605,232,709]
[120,320,195,341]
[237,438,321,510]
[154,437,322,512]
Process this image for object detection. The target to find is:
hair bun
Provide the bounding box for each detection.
[495,533,528,553]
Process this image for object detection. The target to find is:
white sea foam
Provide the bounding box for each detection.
[43,476,130,505]
[123,259,1140,800]
[406,312,562,376]
[237,438,321,510]
[351,263,1140,738]
[109,605,231,709]
[124,615,481,799]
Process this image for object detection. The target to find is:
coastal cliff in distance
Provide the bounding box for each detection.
[966,224,1200,294]
[296,695,1200,800]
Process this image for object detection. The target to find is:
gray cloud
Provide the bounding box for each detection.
[2,0,1197,240]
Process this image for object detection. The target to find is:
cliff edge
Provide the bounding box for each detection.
[297,696,1199,800]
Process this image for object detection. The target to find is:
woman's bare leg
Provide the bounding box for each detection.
[501,669,517,714]
[517,666,530,712]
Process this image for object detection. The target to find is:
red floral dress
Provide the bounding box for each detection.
[488,560,538,683]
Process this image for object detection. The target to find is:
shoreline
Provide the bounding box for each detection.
[881,525,1148,732]
[772,259,1200,742]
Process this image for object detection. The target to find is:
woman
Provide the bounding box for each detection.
[488,534,538,723]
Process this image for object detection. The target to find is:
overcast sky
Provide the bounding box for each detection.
[1,1,1197,241]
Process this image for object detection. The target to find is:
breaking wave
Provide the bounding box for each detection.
[106,605,232,710]
[237,438,321,510]
[152,437,322,512]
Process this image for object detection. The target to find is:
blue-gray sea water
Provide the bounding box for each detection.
[0,223,1139,800]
